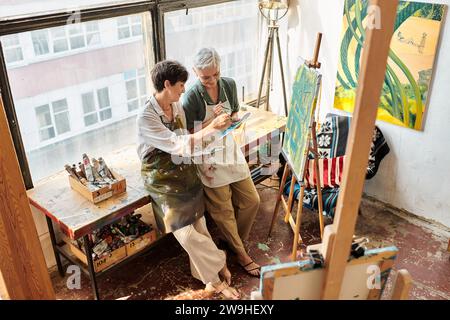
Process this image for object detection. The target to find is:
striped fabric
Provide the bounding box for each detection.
[304,156,346,188]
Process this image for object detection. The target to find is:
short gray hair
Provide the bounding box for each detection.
[193,47,221,70]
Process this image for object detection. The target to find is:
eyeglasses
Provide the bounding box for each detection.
[198,70,220,82]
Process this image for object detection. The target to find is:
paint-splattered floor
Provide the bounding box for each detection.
[50,177,450,300]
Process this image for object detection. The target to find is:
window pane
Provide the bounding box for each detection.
[4,48,23,63]
[100,108,112,121]
[126,80,137,100]
[5,12,153,183]
[69,24,83,35]
[139,77,147,95]
[2,34,20,46]
[51,27,66,38]
[131,24,142,36]
[86,21,100,33]
[86,33,101,46]
[35,105,52,127]
[54,112,71,135]
[84,113,98,126]
[70,35,86,49]
[117,16,129,26]
[165,0,259,100]
[31,30,50,56]
[39,127,56,141]
[52,99,68,113]
[118,27,130,39]
[128,100,139,112]
[97,88,110,109]
[124,69,136,80]
[82,92,96,114]
[53,39,68,53]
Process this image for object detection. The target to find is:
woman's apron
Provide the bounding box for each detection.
[141,102,204,234]
[196,90,250,188]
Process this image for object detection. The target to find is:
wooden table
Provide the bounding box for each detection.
[27,106,286,299]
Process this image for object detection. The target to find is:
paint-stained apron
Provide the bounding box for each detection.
[141,111,204,234]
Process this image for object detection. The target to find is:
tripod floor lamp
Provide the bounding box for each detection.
[256,0,289,116]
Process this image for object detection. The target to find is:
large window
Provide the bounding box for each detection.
[164,0,260,101]
[1,12,153,183]
[1,1,264,187]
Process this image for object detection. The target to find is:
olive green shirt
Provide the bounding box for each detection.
[182,77,240,131]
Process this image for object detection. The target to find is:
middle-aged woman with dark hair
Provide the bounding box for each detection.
[136,60,240,299]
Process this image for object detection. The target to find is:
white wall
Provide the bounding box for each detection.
[286,0,450,227]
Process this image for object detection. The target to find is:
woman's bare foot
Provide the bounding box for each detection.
[219,265,232,285]
[206,281,240,300]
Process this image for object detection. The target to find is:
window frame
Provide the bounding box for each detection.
[0,0,242,189]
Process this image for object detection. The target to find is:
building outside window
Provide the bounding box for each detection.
[124,68,147,112]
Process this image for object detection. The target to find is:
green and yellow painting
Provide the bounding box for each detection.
[334,0,446,131]
[283,63,321,180]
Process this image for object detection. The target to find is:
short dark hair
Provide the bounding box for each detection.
[151,60,189,92]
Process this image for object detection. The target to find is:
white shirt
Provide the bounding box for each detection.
[136,96,192,161]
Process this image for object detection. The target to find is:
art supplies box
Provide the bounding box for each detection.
[69,240,127,273]
[68,169,126,203]
[125,229,158,256]
[63,229,158,273]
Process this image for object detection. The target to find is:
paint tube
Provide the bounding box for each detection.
[65,164,88,186]
[83,153,95,183]
[78,162,86,179]
[92,239,109,257]
[91,158,104,184]
[99,157,115,181]
[65,164,79,181]
[95,158,112,184]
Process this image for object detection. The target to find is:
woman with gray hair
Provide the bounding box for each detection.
[182,48,261,277]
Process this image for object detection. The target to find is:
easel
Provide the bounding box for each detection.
[268,33,325,261]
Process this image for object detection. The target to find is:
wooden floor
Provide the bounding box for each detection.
[50,177,450,300]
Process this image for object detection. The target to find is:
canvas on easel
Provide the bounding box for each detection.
[268,33,326,261]
[253,245,404,300]
[282,64,321,181]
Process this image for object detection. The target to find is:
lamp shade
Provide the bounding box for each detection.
[258,0,289,22]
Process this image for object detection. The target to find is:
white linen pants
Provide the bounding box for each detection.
[172,216,225,285]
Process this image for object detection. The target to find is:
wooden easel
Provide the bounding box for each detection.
[268,33,325,261]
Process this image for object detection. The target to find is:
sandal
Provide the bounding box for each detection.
[240,261,261,277]
[206,281,240,300]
